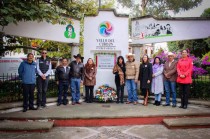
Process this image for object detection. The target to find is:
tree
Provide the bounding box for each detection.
[117,0,203,17]
[167,7,210,57]
[0,0,115,57]
[201,8,210,17]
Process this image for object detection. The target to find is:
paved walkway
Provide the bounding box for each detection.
[0,125,210,139]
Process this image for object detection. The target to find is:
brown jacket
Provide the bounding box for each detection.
[163,60,177,82]
[113,64,125,85]
[83,66,97,86]
[125,61,139,80]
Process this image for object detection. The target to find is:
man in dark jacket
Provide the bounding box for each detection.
[36,50,52,108]
[55,58,70,106]
[69,54,84,105]
[18,53,37,112]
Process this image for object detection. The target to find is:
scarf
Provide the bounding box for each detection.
[113,64,125,85]
[153,64,161,74]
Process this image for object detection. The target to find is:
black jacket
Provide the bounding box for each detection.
[69,61,84,80]
[139,63,152,89]
[55,66,70,82]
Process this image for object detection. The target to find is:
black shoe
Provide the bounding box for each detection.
[179,105,184,108]
[121,101,124,104]
[29,107,37,110]
[23,109,27,112]
[172,104,176,107]
[57,103,61,106]
[183,105,187,109]
[156,101,160,106]
[42,104,46,108]
[163,104,170,106]
[153,101,157,105]
[116,101,119,104]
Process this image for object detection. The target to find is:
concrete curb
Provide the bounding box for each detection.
[0,120,54,132]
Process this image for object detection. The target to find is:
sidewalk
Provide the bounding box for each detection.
[0,96,209,111]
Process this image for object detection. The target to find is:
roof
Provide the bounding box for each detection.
[131,15,210,21]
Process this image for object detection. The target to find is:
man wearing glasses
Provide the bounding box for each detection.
[36,50,52,109]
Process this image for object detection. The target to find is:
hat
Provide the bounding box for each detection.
[74,54,84,59]
[168,52,174,56]
[73,54,84,59]
[126,53,135,59]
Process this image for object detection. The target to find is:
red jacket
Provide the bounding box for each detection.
[177,57,193,84]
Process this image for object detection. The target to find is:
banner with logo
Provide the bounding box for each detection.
[84,10,129,90]
[131,17,210,44]
[1,19,80,43]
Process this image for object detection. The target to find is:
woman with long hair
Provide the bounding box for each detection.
[83,58,97,103]
[139,55,152,106]
[113,56,126,103]
[177,49,193,109]
[151,57,164,106]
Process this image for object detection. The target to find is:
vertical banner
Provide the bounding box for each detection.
[84,10,129,90]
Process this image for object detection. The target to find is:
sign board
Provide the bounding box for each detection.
[1,19,80,43]
[0,58,23,77]
[84,10,129,90]
[96,53,116,69]
[131,16,210,44]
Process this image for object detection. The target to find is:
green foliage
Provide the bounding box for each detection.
[201,8,210,17]
[0,79,57,103]
[202,51,210,62]
[167,39,210,58]
[190,80,210,100]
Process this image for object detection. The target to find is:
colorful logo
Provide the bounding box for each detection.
[64,24,76,39]
[99,21,113,37]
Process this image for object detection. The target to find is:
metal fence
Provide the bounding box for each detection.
[0,74,58,103]
[0,74,210,103]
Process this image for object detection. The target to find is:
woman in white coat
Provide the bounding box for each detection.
[151,57,164,106]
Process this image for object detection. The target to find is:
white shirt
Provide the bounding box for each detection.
[63,66,67,73]
[169,60,174,67]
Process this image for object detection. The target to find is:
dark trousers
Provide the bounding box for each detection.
[141,88,150,98]
[58,81,69,104]
[116,85,124,103]
[179,83,190,107]
[22,84,35,109]
[85,86,94,103]
[37,76,49,106]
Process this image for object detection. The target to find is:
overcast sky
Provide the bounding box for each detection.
[117,0,210,17]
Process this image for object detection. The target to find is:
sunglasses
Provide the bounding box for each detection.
[42,52,47,54]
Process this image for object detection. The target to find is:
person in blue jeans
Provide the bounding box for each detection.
[55,58,70,106]
[69,54,84,105]
[163,52,177,107]
[18,53,37,112]
[125,53,139,105]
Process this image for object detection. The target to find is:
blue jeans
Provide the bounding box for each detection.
[155,93,162,101]
[164,80,177,105]
[58,81,69,104]
[71,78,81,102]
[126,79,138,102]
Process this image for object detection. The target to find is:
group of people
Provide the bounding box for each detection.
[113,49,193,110]
[18,49,192,112]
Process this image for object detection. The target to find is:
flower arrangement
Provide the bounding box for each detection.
[152,49,208,76]
[202,56,210,66]
[95,84,117,102]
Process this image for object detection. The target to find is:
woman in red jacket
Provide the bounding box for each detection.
[177,50,193,109]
